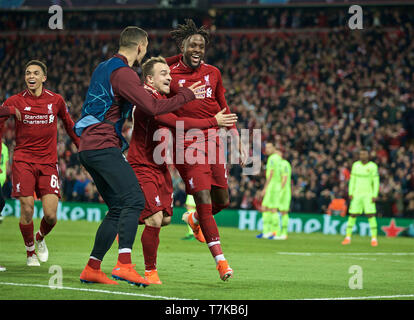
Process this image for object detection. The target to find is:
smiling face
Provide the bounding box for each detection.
[25,64,46,95]
[146,62,172,95]
[181,34,205,69]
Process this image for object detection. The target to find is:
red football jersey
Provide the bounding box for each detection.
[169,58,236,148]
[127,84,218,168]
[0,88,79,164]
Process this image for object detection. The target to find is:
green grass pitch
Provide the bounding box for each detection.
[0,216,413,300]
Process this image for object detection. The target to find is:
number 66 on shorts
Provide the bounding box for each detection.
[12,160,61,198]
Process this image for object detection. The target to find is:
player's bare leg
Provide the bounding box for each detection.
[141,211,164,284]
[210,186,230,215]
[34,194,58,262]
[193,189,233,281]
[18,196,39,266]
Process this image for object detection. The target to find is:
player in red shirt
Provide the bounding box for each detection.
[127,56,237,284]
[0,60,80,266]
[166,19,246,281]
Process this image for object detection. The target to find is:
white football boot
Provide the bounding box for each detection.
[27,254,41,267]
[36,237,49,263]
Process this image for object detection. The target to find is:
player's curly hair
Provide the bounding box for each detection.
[170,18,210,47]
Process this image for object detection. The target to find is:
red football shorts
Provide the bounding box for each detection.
[174,141,228,195]
[12,161,61,199]
[131,164,173,224]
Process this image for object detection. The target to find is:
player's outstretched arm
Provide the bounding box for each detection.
[0,105,20,120]
[155,108,237,130]
[112,67,203,116]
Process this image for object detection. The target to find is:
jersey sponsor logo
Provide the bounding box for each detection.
[24,106,31,111]
[48,114,55,124]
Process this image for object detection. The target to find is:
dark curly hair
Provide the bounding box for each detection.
[170,18,210,47]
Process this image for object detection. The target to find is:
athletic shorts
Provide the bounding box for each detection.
[131,164,173,224]
[262,188,279,210]
[12,161,61,199]
[174,142,228,195]
[349,195,376,214]
[277,191,291,212]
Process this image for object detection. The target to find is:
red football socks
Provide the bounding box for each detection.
[196,203,224,261]
[141,225,161,271]
[87,257,102,270]
[19,221,35,257]
[35,217,56,241]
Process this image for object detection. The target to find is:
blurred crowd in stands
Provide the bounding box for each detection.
[1,6,414,217]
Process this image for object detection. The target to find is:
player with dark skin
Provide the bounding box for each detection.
[348,150,376,220]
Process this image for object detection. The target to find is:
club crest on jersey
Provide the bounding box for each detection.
[189,177,195,189]
[155,195,161,207]
[24,106,31,111]
[47,104,53,114]
[178,79,186,85]
[204,75,210,86]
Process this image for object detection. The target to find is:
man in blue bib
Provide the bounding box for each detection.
[77,26,204,286]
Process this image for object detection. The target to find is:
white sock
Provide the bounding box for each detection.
[214,254,225,264]
[118,248,131,254]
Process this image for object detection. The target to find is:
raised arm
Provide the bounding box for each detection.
[111,67,197,116]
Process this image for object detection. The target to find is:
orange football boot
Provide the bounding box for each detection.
[145,270,162,285]
[80,265,119,285]
[111,262,150,287]
[186,212,206,243]
[341,237,351,245]
[216,260,233,281]
[371,238,378,247]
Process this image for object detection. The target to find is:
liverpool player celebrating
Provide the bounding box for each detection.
[0,60,80,266]
[77,27,205,286]
[166,19,243,281]
[128,56,237,284]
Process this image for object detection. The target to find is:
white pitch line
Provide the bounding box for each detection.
[277,252,414,256]
[301,294,414,300]
[0,282,194,300]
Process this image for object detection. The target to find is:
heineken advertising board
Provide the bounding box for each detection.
[2,199,412,237]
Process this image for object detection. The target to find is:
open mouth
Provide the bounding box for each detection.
[28,80,36,85]
[191,54,201,65]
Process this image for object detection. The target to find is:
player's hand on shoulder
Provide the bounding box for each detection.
[215,109,238,127]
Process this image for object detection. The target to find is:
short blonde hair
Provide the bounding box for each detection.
[141,56,168,80]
